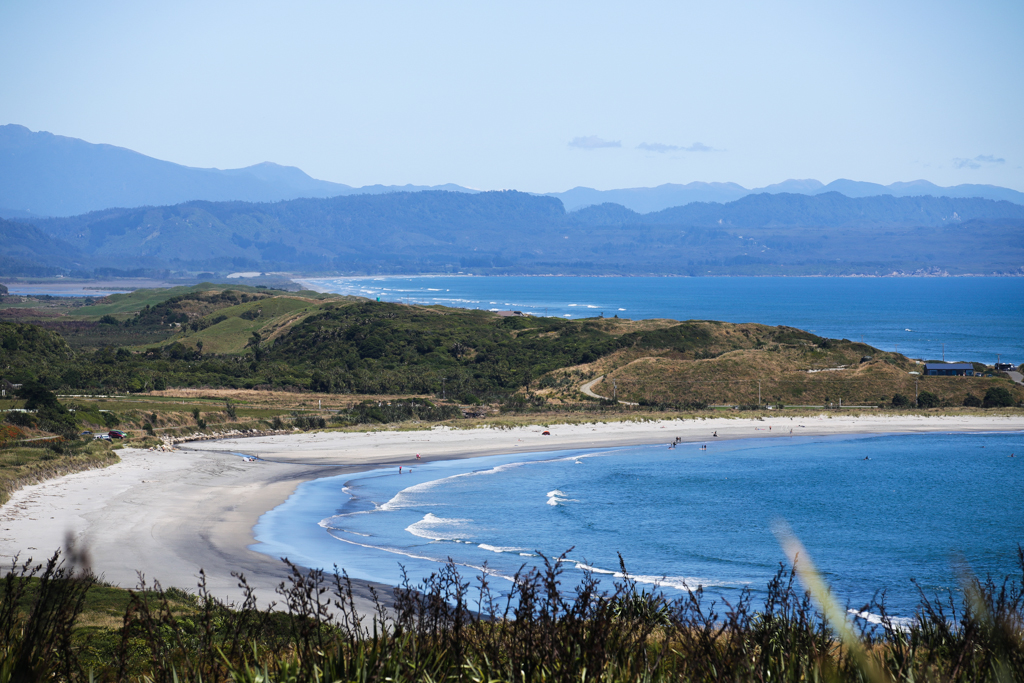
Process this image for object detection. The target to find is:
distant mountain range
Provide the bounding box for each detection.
[4,190,1021,278]
[0,124,479,218]
[1,124,1022,217]
[548,180,1024,213]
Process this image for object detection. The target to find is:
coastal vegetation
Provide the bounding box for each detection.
[1,546,1021,682]
[2,285,1022,456]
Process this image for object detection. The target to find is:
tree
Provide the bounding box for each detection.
[16,381,77,436]
[891,393,911,408]
[983,386,1014,408]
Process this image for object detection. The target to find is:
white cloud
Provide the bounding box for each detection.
[568,136,621,150]
[637,142,681,153]
[953,154,1006,170]
[637,141,717,153]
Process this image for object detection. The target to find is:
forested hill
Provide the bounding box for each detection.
[573,191,1024,227]
[12,190,1024,276]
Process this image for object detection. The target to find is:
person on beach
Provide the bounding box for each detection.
[713,431,718,437]
[399,466,402,473]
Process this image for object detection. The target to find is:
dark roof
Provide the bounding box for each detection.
[924,363,974,370]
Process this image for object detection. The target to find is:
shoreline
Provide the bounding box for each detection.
[0,414,1021,609]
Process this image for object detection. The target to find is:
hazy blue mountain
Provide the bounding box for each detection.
[758,179,826,194]
[0,218,87,275]
[549,182,750,213]
[643,192,1024,228]
[0,124,477,217]
[549,178,1024,212]
[18,190,1024,277]
[5,124,1021,219]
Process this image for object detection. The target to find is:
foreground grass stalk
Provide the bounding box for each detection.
[1,545,1023,682]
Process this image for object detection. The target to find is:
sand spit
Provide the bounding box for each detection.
[0,414,1020,609]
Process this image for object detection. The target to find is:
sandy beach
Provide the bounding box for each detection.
[0,413,1021,608]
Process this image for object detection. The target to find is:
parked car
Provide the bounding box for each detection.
[108,430,126,439]
[94,434,111,441]
[80,431,92,435]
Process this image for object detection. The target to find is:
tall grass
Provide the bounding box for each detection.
[0,548,1021,682]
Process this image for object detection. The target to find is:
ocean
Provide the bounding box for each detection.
[301,275,1024,365]
[252,430,1024,619]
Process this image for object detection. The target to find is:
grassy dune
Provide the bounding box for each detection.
[0,440,118,505]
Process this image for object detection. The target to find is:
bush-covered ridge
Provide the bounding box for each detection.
[2,299,1022,408]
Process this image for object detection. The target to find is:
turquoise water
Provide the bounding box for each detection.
[302,276,1024,364]
[252,431,1024,617]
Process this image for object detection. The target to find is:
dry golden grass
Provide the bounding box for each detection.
[148,387,432,410]
[594,348,1022,407]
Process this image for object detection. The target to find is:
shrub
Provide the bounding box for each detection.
[983,386,1015,408]
[916,391,940,409]
[292,414,326,430]
[963,393,982,407]
[891,393,912,408]
[98,314,120,325]
[0,424,23,448]
[4,411,36,428]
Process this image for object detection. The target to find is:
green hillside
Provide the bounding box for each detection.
[2,294,1020,409]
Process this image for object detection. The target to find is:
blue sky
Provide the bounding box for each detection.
[1,0,1021,192]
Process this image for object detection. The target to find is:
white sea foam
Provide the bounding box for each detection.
[405,513,473,541]
[546,489,577,506]
[848,609,916,630]
[572,563,739,590]
[325,532,519,583]
[478,544,528,554]
[382,459,531,515]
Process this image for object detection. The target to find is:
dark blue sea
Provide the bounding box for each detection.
[302,276,1024,365]
[253,431,1024,620]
